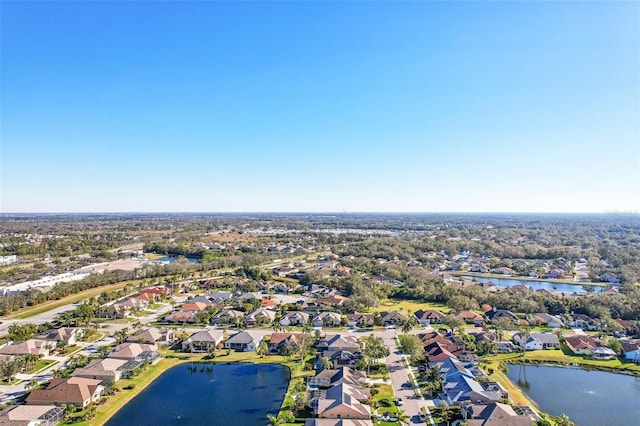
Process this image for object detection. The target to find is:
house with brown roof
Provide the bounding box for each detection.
[36,328,84,346]
[71,358,130,384]
[0,339,51,357]
[313,312,342,328]
[180,301,212,312]
[0,405,65,426]
[280,311,310,327]
[315,383,371,420]
[26,377,104,409]
[564,335,605,356]
[456,311,484,325]
[126,327,174,346]
[414,309,446,326]
[108,342,160,363]
[346,314,374,329]
[164,311,196,323]
[245,308,277,327]
[268,333,303,354]
[380,310,409,327]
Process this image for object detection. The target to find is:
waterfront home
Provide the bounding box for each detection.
[308,367,366,389]
[126,327,174,346]
[592,346,618,360]
[26,377,104,409]
[279,311,310,327]
[461,402,538,425]
[414,309,445,326]
[315,383,371,419]
[71,358,130,384]
[36,327,84,346]
[324,350,361,369]
[441,374,505,405]
[0,405,65,426]
[430,357,475,382]
[345,313,374,329]
[181,329,225,352]
[0,339,51,357]
[313,312,342,328]
[108,342,160,363]
[224,331,262,351]
[305,419,373,426]
[268,333,303,354]
[514,332,560,351]
[245,308,277,327]
[621,339,640,362]
[564,335,606,356]
[211,309,244,325]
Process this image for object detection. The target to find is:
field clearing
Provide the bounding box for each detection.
[372,299,451,314]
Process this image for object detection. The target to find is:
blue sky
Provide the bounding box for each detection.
[1,1,638,213]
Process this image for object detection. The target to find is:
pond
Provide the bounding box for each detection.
[506,364,640,426]
[106,363,289,426]
[462,276,605,294]
[155,256,200,264]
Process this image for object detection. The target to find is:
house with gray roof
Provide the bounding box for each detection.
[224,331,263,352]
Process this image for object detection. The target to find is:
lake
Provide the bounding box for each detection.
[463,276,605,294]
[106,363,289,426]
[156,256,200,264]
[506,364,640,426]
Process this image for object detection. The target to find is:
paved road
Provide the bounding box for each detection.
[379,330,434,425]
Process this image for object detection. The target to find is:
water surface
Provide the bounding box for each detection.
[106,363,289,426]
[463,276,604,294]
[506,364,640,426]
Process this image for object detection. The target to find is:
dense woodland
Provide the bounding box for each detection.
[0,213,639,322]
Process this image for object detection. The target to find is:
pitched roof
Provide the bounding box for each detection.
[225,331,261,345]
[183,329,224,345]
[72,358,129,378]
[108,342,158,359]
[26,377,103,406]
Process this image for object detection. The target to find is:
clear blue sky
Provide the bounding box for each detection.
[1,1,639,213]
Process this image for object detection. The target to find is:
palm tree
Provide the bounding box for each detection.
[319,356,332,370]
[257,341,269,357]
[25,378,39,391]
[266,413,284,425]
[402,321,413,334]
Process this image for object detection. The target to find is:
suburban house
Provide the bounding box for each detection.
[567,314,596,330]
[485,308,519,324]
[324,350,361,369]
[441,374,506,405]
[244,308,277,327]
[530,313,564,329]
[313,312,343,328]
[224,331,263,352]
[514,332,560,351]
[211,309,245,325]
[591,346,618,360]
[26,377,104,408]
[268,333,303,354]
[71,358,131,384]
[308,367,366,389]
[126,327,174,346]
[108,342,160,363]
[163,311,196,323]
[461,402,539,425]
[305,420,373,426]
[621,339,640,362]
[315,383,371,419]
[317,335,360,355]
[380,310,409,327]
[564,335,606,356]
[414,309,446,326]
[0,339,51,357]
[36,327,84,346]
[0,405,66,426]
[208,291,234,304]
[345,314,374,329]
[181,329,225,352]
[430,357,475,382]
[279,311,310,327]
[180,301,213,312]
[455,311,484,325]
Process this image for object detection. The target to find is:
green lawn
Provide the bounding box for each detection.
[26,359,57,374]
[372,299,451,314]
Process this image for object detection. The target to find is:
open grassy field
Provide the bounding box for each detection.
[373,299,451,314]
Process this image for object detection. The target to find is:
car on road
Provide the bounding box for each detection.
[419,412,427,422]
[395,397,403,406]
